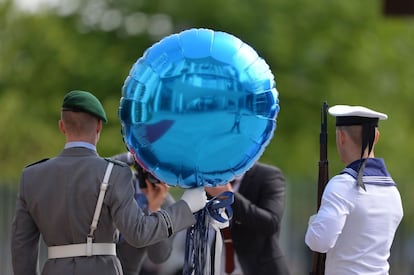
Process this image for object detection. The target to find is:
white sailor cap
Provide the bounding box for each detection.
[328,105,387,126]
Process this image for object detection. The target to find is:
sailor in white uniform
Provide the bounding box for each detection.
[305,105,403,275]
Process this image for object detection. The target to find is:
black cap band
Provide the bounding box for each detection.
[335,116,379,127]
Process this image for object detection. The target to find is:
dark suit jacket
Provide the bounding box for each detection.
[231,162,290,275]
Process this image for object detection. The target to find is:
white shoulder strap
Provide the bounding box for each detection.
[86,162,114,256]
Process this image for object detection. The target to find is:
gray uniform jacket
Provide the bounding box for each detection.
[112,152,175,274]
[11,147,195,275]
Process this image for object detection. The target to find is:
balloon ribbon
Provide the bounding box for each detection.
[183,191,234,275]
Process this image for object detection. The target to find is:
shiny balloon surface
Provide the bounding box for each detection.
[119,28,279,188]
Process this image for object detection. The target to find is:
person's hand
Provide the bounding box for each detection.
[180,187,207,213]
[142,181,169,212]
[205,182,233,197]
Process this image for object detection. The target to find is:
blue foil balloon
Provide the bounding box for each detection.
[119,28,279,188]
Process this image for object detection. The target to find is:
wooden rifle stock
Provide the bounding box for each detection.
[310,101,329,275]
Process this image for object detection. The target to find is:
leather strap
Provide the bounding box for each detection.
[89,162,114,238]
[48,162,115,259]
[221,227,235,273]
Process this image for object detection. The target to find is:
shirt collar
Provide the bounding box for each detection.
[231,175,244,192]
[65,141,96,152]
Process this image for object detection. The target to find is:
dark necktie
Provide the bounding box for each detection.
[220,226,234,273]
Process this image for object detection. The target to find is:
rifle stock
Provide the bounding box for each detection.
[310,101,329,275]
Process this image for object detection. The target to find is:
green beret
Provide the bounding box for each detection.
[62,90,108,123]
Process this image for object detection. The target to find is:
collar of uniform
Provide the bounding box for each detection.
[341,158,396,186]
[65,141,96,152]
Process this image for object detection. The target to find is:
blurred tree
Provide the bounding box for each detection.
[2,0,414,231]
[2,0,414,273]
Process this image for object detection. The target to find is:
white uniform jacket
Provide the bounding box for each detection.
[305,158,403,275]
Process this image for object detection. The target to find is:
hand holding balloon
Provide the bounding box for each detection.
[142,182,170,212]
[180,187,207,213]
[205,183,233,198]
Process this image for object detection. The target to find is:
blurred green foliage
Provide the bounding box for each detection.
[1,0,414,233]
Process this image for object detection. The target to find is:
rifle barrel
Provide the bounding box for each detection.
[310,101,329,275]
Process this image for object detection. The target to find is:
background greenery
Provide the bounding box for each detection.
[1,0,414,273]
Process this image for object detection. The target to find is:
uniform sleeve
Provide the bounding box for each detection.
[145,194,176,263]
[232,165,286,235]
[305,174,355,253]
[11,173,40,275]
[107,165,195,248]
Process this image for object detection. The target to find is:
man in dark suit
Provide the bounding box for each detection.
[11,90,206,275]
[206,162,290,275]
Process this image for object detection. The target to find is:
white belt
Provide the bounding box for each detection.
[48,243,116,259]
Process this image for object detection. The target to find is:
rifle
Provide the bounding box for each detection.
[310,101,329,275]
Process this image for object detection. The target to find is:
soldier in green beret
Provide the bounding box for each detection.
[61,90,108,123]
[11,90,207,275]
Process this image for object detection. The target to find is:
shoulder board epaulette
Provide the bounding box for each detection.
[104,157,128,167]
[25,158,50,168]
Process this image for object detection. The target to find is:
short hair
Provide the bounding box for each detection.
[61,110,99,136]
[338,125,363,147]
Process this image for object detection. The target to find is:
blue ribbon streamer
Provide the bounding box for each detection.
[183,191,234,275]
